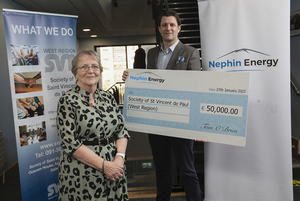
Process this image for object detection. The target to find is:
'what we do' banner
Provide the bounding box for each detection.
[3,9,77,201]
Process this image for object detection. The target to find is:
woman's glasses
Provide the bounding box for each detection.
[77,65,100,72]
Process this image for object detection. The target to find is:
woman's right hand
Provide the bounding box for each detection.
[103,160,124,181]
[122,70,129,81]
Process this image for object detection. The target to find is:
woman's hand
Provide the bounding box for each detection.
[103,160,124,181]
[105,137,127,181]
[122,70,129,81]
[113,155,124,167]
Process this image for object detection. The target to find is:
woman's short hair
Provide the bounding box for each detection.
[158,10,181,27]
[71,49,103,76]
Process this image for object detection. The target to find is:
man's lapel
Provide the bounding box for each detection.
[166,41,182,70]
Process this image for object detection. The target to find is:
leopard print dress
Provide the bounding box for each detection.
[56,85,130,201]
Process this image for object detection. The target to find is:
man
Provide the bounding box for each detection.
[133,44,146,69]
[123,10,202,201]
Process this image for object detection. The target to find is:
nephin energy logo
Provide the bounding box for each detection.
[129,72,165,84]
[209,48,279,71]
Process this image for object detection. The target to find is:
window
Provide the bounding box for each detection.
[96,44,156,90]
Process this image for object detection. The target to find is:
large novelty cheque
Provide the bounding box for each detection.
[123,69,250,147]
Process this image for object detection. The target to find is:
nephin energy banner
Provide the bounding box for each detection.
[198,1,292,201]
[3,9,77,201]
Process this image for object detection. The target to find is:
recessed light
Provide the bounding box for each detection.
[91,35,97,38]
[83,29,90,32]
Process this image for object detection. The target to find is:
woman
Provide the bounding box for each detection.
[56,49,130,200]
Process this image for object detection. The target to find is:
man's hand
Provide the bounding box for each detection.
[122,70,129,81]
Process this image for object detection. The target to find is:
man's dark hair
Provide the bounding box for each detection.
[158,10,181,27]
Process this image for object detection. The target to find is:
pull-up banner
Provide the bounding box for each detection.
[3,9,77,201]
[198,0,293,200]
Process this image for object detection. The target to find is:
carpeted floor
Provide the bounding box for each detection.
[0,165,22,201]
[130,198,186,201]
[0,165,186,201]
[294,185,300,201]
[1,165,300,201]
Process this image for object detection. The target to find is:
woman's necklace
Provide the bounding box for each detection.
[89,90,107,108]
[89,95,95,106]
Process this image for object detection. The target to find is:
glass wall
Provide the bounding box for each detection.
[96,44,156,90]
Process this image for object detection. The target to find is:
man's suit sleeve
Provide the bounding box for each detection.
[187,49,201,71]
[147,47,158,69]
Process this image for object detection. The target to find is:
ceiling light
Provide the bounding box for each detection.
[91,35,97,38]
[83,29,90,32]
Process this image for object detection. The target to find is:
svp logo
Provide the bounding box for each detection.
[47,183,58,199]
[208,48,279,71]
[129,72,165,84]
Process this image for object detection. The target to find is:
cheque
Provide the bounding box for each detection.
[123,69,250,147]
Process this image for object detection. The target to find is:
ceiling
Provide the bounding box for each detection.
[13,0,156,39]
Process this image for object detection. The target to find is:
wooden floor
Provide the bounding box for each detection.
[128,186,186,199]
